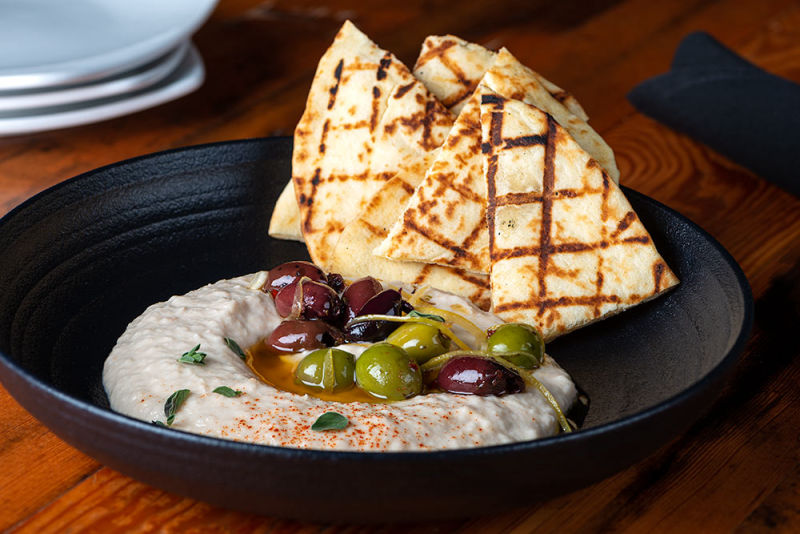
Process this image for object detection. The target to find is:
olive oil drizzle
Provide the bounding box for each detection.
[246,340,389,404]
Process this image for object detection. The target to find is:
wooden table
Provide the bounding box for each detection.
[2,1,799,531]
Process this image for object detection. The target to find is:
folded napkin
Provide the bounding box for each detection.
[628,32,800,196]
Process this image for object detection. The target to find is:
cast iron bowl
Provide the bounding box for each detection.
[0,137,752,523]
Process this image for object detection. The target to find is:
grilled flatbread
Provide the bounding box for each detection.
[293,20,450,268]
[484,49,618,182]
[326,56,489,302]
[366,79,453,187]
[376,47,618,274]
[414,35,588,120]
[374,92,488,273]
[268,181,304,242]
[329,176,491,309]
[270,33,597,245]
[479,88,678,340]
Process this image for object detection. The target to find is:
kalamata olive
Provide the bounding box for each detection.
[344,289,402,341]
[295,348,355,392]
[385,322,450,363]
[436,356,525,396]
[266,320,344,353]
[487,323,544,368]
[341,276,383,319]
[355,343,422,400]
[265,261,326,297]
[326,273,345,293]
[292,278,344,321]
[274,280,299,317]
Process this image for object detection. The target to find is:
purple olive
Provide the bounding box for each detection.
[266,320,345,353]
[436,356,525,396]
[341,277,383,320]
[344,289,403,341]
[274,280,299,317]
[292,278,344,321]
[266,261,326,297]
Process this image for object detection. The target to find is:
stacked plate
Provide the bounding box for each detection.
[0,0,217,136]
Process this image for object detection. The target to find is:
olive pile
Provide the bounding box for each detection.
[260,261,546,401]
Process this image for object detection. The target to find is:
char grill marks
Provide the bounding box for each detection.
[481,89,677,337]
[327,59,344,110]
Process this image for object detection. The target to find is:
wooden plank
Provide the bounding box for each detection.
[0,395,99,531]
[736,462,800,533]
[2,0,799,531]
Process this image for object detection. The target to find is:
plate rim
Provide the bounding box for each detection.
[0,0,217,91]
[0,42,190,112]
[0,136,754,461]
[0,44,204,136]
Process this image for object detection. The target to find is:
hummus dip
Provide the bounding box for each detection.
[103,274,578,451]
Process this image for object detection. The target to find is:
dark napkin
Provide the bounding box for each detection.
[628,32,800,196]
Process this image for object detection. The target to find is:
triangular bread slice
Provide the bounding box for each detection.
[269,34,596,245]
[479,88,678,340]
[327,78,489,305]
[413,35,588,120]
[329,175,491,309]
[269,181,304,242]
[376,47,618,274]
[375,92,488,273]
[292,20,451,268]
[267,57,455,244]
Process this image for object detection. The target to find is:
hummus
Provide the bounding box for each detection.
[103,274,578,451]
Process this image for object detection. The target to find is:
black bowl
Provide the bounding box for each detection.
[0,137,752,523]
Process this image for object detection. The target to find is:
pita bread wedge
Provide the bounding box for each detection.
[484,49,618,182]
[292,20,450,268]
[329,176,491,309]
[366,77,453,184]
[268,181,304,242]
[326,60,485,304]
[479,88,678,340]
[376,47,618,274]
[374,93,489,273]
[414,35,588,120]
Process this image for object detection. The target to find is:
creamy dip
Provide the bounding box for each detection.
[103,274,577,451]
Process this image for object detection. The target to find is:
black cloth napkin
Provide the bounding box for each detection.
[628,32,800,196]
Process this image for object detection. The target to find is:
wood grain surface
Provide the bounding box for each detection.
[1,0,799,532]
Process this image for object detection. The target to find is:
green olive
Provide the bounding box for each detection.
[295,348,355,392]
[487,323,544,368]
[385,322,450,363]
[355,343,422,400]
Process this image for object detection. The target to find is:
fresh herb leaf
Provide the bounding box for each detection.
[151,420,168,427]
[224,337,247,360]
[213,386,242,397]
[164,389,190,426]
[178,344,207,365]
[407,310,445,322]
[311,412,349,431]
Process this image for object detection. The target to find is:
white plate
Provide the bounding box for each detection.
[0,0,216,91]
[0,43,188,112]
[0,43,204,136]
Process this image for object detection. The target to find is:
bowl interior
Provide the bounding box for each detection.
[0,137,751,521]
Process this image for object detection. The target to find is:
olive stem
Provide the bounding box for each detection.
[523,374,573,434]
[420,350,573,434]
[403,285,432,308]
[414,304,488,351]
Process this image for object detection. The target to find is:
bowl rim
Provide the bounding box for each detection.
[0,136,754,461]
